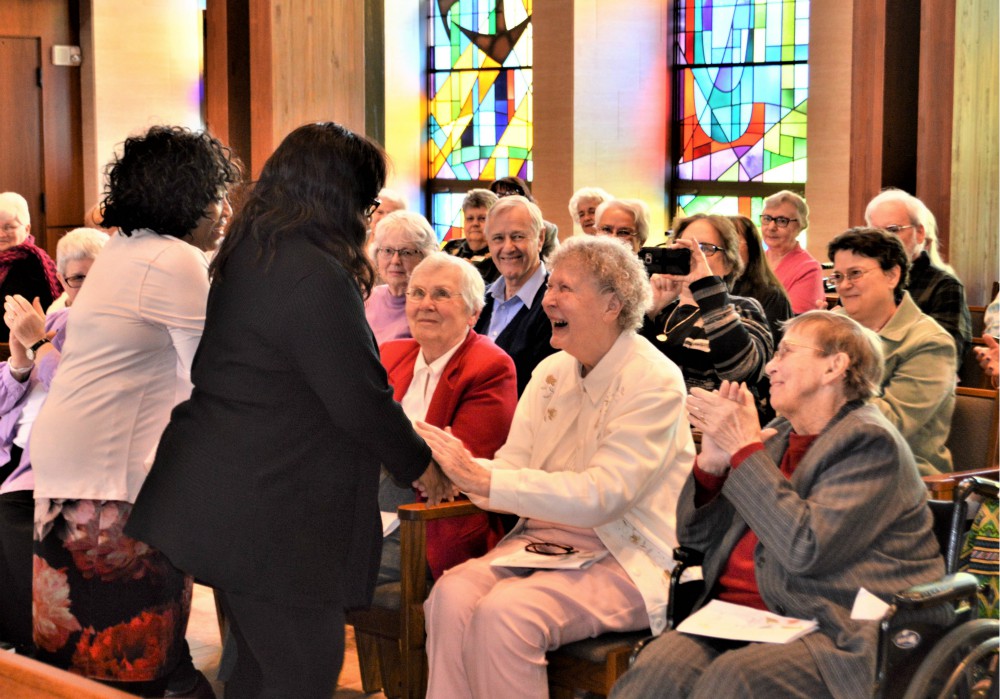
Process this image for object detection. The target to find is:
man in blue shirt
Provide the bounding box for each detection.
[474,196,555,395]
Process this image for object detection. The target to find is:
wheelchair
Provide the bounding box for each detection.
[650,477,998,699]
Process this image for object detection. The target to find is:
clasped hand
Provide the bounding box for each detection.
[686,381,776,475]
[414,422,492,498]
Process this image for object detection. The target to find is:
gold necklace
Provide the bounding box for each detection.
[656,303,699,343]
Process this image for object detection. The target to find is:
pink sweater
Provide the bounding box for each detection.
[771,244,824,314]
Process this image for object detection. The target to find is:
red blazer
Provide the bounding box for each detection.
[380,330,518,578]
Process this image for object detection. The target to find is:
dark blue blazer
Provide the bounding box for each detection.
[474,274,555,396]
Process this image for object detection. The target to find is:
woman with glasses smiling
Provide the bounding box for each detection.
[827,227,955,475]
[640,214,774,418]
[760,190,824,314]
[365,210,439,345]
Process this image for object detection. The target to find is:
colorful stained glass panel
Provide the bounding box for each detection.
[428,1,533,182]
[674,194,805,247]
[430,191,469,243]
[674,1,808,184]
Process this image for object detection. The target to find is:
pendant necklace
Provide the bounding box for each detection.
[656,303,699,343]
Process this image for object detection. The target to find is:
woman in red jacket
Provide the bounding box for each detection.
[379,253,518,581]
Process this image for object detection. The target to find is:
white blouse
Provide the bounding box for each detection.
[31,230,209,503]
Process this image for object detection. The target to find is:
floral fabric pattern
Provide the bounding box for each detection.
[32,498,191,681]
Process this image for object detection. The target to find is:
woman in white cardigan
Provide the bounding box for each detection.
[416,235,696,699]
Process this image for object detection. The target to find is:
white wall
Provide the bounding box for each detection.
[81,0,203,204]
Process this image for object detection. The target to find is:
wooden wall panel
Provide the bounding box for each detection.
[949,0,999,306]
[533,0,575,238]
[3,0,82,255]
[804,1,853,258]
[269,0,366,147]
[849,0,887,228]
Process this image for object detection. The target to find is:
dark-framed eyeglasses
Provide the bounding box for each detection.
[63,274,87,289]
[827,267,882,286]
[376,247,421,260]
[697,242,724,257]
[596,225,637,239]
[524,541,577,556]
[365,198,381,219]
[760,214,798,229]
[405,287,460,303]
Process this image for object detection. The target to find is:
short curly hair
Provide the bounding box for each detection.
[101,125,241,240]
[827,227,910,304]
[547,236,652,332]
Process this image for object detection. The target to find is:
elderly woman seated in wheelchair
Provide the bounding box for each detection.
[610,311,946,699]
[415,235,695,698]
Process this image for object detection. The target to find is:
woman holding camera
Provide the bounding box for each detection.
[640,214,773,406]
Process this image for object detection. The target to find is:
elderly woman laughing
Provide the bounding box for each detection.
[415,235,695,699]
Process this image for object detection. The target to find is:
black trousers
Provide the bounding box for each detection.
[0,483,34,650]
[219,589,345,699]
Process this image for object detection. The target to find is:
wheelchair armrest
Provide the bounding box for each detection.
[673,546,705,567]
[892,572,979,611]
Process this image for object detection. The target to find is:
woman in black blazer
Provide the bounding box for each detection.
[127,123,448,699]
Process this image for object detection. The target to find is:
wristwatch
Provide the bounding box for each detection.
[25,337,50,361]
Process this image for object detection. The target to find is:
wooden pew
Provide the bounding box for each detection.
[0,651,136,698]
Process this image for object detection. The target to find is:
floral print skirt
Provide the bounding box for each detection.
[32,498,191,682]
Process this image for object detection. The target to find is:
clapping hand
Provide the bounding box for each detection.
[3,295,47,349]
[686,381,777,475]
[415,422,492,497]
[974,335,999,388]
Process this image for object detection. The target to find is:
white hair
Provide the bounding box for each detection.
[56,227,110,276]
[865,188,954,275]
[0,192,31,227]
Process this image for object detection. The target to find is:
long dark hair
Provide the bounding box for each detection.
[730,215,790,300]
[101,126,241,239]
[212,123,384,296]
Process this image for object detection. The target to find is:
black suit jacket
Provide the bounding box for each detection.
[474,273,555,395]
[127,232,430,608]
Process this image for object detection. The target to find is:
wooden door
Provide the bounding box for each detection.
[0,36,45,237]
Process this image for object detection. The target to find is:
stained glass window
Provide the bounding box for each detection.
[427,0,533,241]
[671,0,809,219]
[675,194,765,223]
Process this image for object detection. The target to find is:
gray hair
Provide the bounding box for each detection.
[462,189,499,212]
[0,192,31,227]
[374,210,438,255]
[548,236,652,332]
[864,188,954,275]
[595,198,651,247]
[377,188,408,211]
[409,253,485,315]
[56,227,110,276]
[764,189,809,230]
[783,311,884,402]
[486,195,544,238]
[568,187,613,221]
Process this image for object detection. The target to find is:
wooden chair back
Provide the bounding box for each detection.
[0,651,135,698]
[969,306,986,340]
[944,387,999,473]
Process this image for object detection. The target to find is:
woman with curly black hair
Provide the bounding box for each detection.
[127,122,448,698]
[28,125,240,696]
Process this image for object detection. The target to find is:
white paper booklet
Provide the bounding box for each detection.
[490,548,610,570]
[380,511,400,538]
[677,599,818,644]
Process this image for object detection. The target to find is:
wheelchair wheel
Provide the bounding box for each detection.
[901,619,998,699]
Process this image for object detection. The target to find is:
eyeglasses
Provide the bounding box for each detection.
[365,198,381,218]
[596,225,637,239]
[376,247,421,260]
[696,242,724,257]
[828,267,882,286]
[524,541,577,556]
[882,224,915,235]
[405,287,460,303]
[63,274,86,289]
[760,214,799,229]
[773,341,824,361]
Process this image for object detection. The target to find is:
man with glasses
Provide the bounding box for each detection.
[865,188,971,367]
[474,196,555,395]
[760,190,824,314]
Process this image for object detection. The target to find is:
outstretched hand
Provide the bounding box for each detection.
[415,422,492,497]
